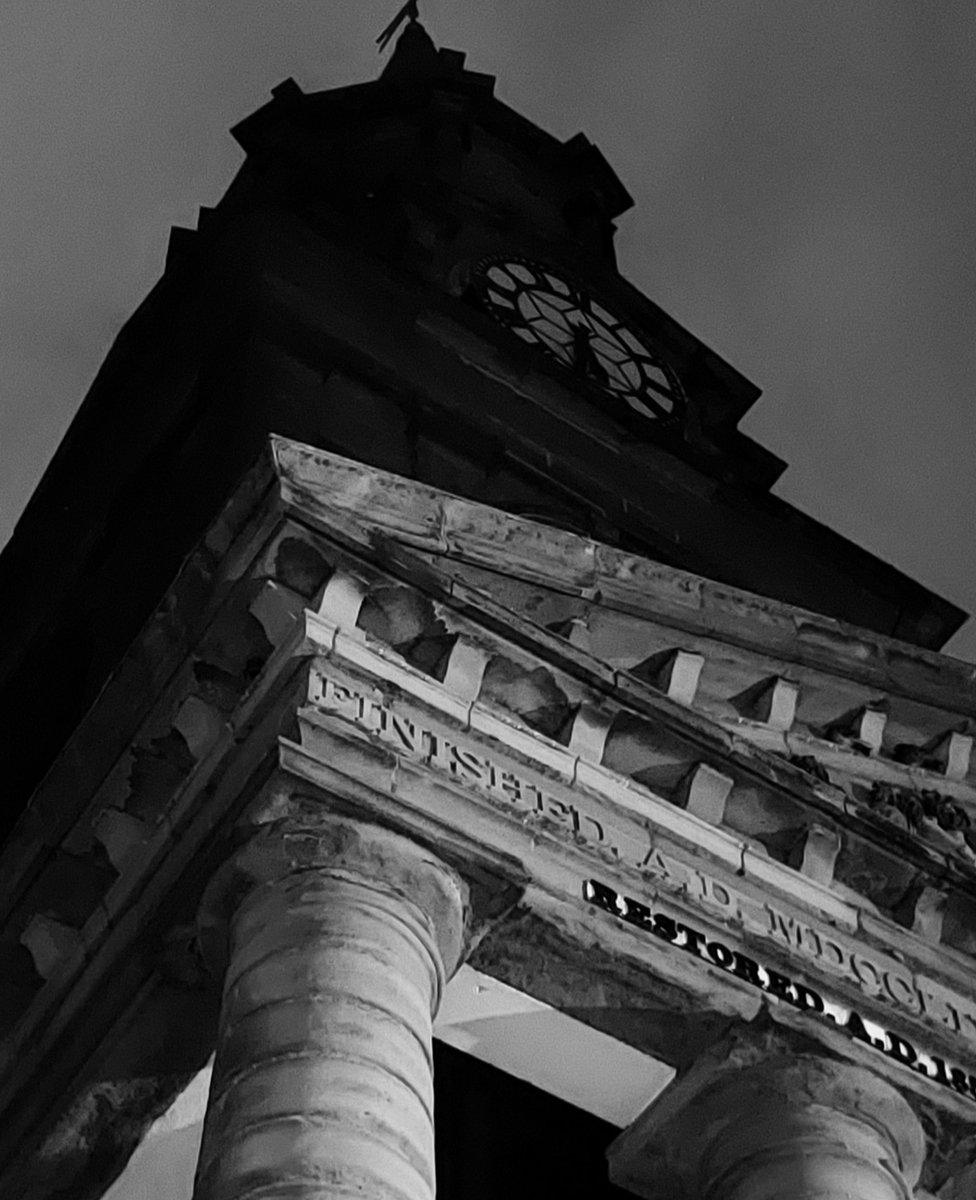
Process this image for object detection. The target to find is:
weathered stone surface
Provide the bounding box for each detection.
[608,1035,925,1200]
[5,441,976,1199]
[358,585,457,680]
[680,763,734,825]
[4,971,221,1200]
[195,814,470,1200]
[479,653,573,741]
[630,648,705,706]
[273,437,447,551]
[468,906,748,1072]
[20,914,85,980]
[269,442,976,722]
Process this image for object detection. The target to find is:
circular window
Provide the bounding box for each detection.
[472,257,684,422]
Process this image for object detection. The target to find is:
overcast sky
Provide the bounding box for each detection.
[3,1,975,658]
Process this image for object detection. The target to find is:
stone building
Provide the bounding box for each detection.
[1,16,976,1199]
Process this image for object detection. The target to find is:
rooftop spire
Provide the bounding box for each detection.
[376,0,420,53]
[378,3,439,82]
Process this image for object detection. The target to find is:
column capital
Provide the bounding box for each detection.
[609,1041,925,1200]
[198,810,471,1003]
[192,809,472,1200]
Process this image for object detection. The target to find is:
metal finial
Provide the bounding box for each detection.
[376,0,420,52]
[570,322,609,386]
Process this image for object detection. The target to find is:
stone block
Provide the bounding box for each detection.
[172,695,225,761]
[356,583,445,650]
[923,730,973,781]
[859,707,889,753]
[0,942,43,1035]
[247,580,305,647]
[731,675,800,731]
[21,849,118,929]
[799,823,841,886]
[601,711,694,786]
[679,763,734,825]
[568,704,615,763]
[546,615,593,653]
[593,548,705,613]
[271,436,446,550]
[823,703,889,754]
[294,714,398,797]
[301,613,338,656]
[720,784,808,864]
[441,497,599,591]
[740,847,856,930]
[477,652,573,742]
[911,886,946,942]
[441,640,490,702]
[124,728,195,821]
[315,570,369,630]
[468,705,575,780]
[270,533,334,599]
[91,809,150,873]
[331,631,473,727]
[832,832,918,916]
[630,649,705,707]
[940,892,976,958]
[20,916,84,981]
[575,759,748,876]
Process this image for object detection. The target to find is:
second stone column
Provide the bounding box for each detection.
[608,1048,926,1200]
[193,813,469,1200]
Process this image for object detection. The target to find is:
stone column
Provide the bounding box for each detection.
[192,813,469,1200]
[608,1052,926,1200]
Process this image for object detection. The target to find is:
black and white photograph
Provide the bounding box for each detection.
[2,4,976,1197]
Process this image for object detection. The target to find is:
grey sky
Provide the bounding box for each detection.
[3,2,975,658]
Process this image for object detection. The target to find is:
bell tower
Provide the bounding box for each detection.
[0,16,962,819]
[1,16,975,1200]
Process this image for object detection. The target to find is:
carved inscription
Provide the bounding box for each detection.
[585,879,976,1106]
[313,675,647,862]
[311,673,976,1054]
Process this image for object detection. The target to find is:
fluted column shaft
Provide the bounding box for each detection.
[193,816,468,1200]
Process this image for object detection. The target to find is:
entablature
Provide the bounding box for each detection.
[2,435,976,1196]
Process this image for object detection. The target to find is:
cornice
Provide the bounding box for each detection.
[271,436,976,714]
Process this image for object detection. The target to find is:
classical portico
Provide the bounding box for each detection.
[1,438,969,1197]
[185,790,935,1200]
